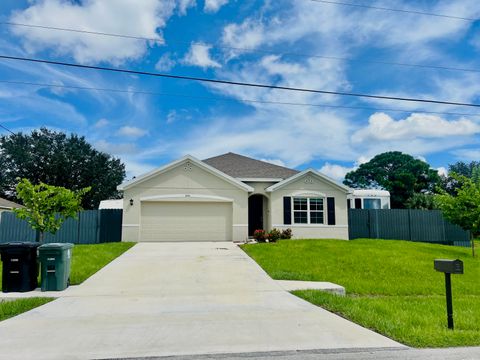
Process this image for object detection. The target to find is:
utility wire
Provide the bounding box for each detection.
[3,79,480,118]
[1,54,480,108]
[308,0,479,22]
[2,21,480,74]
[0,123,15,135]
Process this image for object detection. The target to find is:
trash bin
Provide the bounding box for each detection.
[0,242,40,293]
[38,243,74,291]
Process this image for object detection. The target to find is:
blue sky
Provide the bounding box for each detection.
[1,0,480,181]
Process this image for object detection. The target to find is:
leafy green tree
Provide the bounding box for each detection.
[440,161,480,195]
[435,174,479,257]
[0,128,125,209]
[344,151,440,208]
[13,179,90,242]
[405,193,437,210]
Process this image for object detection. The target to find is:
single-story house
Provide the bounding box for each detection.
[347,189,391,210]
[99,199,123,210]
[0,197,23,213]
[117,152,351,242]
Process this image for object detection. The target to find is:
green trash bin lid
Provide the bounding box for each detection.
[38,243,74,250]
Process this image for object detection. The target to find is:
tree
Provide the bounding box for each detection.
[435,174,479,257]
[440,161,480,195]
[13,179,90,242]
[405,193,437,210]
[0,128,125,209]
[344,151,440,208]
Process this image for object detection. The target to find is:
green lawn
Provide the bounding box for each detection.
[0,241,135,322]
[242,239,480,347]
[70,242,135,284]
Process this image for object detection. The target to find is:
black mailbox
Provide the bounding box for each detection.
[434,259,464,274]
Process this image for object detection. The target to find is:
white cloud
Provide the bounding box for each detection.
[183,43,221,69]
[9,0,177,64]
[117,126,148,138]
[155,52,176,71]
[437,167,448,177]
[354,113,480,143]
[95,140,138,155]
[204,0,228,13]
[319,163,354,181]
[453,148,480,161]
[178,0,196,15]
[94,118,109,128]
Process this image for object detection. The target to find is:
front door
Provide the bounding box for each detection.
[248,195,264,236]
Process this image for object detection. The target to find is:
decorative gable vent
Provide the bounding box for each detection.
[304,177,314,184]
[184,162,193,171]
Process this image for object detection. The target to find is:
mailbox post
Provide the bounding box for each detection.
[434,259,464,330]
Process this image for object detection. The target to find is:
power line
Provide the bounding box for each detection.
[308,0,479,22]
[3,79,480,118]
[2,21,480,74]
[0,123,15,135]
[1,54,480,108]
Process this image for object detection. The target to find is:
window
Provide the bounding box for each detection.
[364,198,381,209]
[293,197,324,224]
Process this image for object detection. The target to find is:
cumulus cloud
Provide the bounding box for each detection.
[437,167,448,177]
[259,158,287,167]
[204,0,228,13]
[353,113,480,143]
[183,43,221,69]
[155,52,176,71]
[178,0,196,15]
[95,140,138,155]
[9,0,177,64]
[94,118,109,128]
[117,126,148,138]
[319,163,355,181]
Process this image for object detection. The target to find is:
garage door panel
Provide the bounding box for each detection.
[140,202,232,242]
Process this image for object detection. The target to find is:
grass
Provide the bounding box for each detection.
[0,298,54,322]
[69,242,135,285]
[0,242,135,322]
[242,238,480,347]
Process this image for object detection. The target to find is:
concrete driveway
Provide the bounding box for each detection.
[0,242,403,359]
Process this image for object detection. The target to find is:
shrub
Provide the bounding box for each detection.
[268,228,281,242]
[253,229,267,242]
[280,228,292,239]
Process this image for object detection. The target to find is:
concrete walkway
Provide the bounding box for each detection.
[0,242,402,359]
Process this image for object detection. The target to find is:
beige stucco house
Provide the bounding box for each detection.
[118,153,351,242]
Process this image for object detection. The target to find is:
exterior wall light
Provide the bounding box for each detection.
[129,199,134,206]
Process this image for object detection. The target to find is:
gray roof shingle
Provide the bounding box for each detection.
[203,152,299,179]
[0,197,23,209]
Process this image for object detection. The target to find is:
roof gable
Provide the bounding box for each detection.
[266,169,351,193]
[203,152,299,179]
[0,197,23,209]
[117,155,254,192]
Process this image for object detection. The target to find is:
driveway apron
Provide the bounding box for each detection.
[0,242,403,359]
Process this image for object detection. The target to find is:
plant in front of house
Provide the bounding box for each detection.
[253,229,268,242]
[13,179,90,242]
[281,228,292,239]
[268,228,281,242]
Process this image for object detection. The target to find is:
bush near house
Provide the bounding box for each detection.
[253,228,292,242]
[241,239,480,347]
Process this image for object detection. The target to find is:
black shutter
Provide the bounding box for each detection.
[283,197,291,225]
[327,197,336,225]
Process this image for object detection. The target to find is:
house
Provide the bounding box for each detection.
[117,152,351,242]
[0,197,23,213]
[347,189,391,209]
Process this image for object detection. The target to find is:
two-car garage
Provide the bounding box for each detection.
[139,201,233,242]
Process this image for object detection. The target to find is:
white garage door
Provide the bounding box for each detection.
[140,201,232,242]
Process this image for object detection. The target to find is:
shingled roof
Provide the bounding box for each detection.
[0,197,23,210]
[203,152,299,179]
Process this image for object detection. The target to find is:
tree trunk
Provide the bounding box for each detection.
[35,230,44,243]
